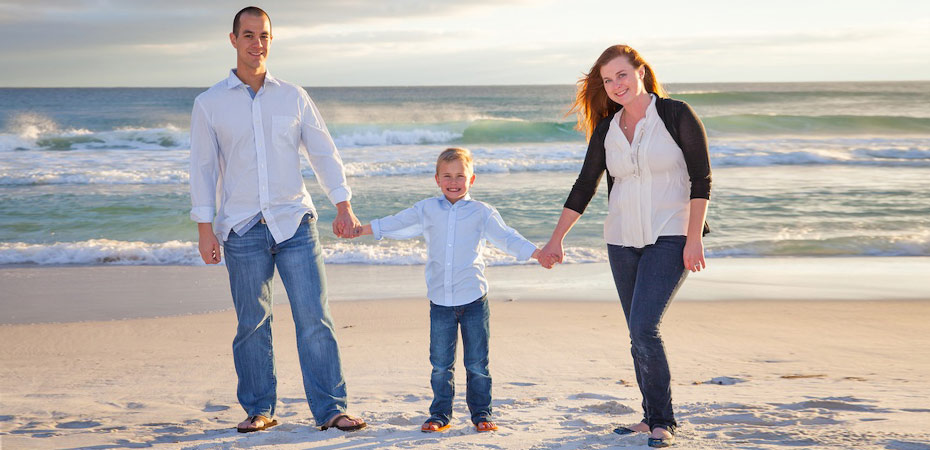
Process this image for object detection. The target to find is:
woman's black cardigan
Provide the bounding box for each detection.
[563,97,712,235]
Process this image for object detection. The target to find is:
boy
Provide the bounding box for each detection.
[353,147,541,432]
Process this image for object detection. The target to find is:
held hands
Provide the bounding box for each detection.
[683,238,706,272]
[333,201,362,238]
[536,239,564,269]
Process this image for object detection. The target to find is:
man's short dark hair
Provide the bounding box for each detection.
[233,6,271,36]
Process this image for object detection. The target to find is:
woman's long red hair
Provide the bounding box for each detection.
[569,45,668,139]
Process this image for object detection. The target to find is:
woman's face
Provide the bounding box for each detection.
[599,56,645,106]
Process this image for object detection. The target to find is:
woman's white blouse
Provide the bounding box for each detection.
[603,95,691,248]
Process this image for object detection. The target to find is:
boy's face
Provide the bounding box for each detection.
[435,159,475,204]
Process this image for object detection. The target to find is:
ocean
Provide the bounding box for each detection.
[1,82,929,266]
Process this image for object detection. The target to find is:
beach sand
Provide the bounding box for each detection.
[2,262,930,449]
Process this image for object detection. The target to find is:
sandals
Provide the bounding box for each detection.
[647,427,676,448]
[320,413,367,432]
[614,422,649,435]
[236,415,278,433]
[475,421,498,432]
[421,420,451,433]
[648,435,675,448]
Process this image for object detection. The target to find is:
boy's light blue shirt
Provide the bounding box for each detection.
[371,194,537,307]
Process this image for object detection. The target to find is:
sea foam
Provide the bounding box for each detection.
[0,240,609,266]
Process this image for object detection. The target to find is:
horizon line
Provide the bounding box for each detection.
[2,79,929,89]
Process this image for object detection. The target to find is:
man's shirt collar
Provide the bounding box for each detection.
[225,69,281,90]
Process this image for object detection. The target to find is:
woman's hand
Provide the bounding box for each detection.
[683,238,705,272]
[537,239,564,269]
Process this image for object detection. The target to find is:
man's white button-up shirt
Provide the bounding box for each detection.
[190,70,351,244]
[371,195,537,307]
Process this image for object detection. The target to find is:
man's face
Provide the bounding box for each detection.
[229,13,272,72]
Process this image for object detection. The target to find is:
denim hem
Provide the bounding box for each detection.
[427,414,450,427]
[471,414,492,425]
[650,422,677,435]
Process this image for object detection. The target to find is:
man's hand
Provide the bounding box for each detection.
[198,223,221,264]
[333,201,362,238]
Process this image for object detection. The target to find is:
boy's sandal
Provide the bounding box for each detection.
[475,421,498,432]
[320,413,367,432]
[421,420,451,433]
[236,415,278,433]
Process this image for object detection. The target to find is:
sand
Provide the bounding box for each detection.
[2,261,930,449]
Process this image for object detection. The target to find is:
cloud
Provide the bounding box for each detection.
[2,0,928,86]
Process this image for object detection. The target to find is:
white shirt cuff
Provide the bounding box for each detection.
[370,219,384,240]
[517,242,537,261]
[327,186,351,206]
[190,207,215,224]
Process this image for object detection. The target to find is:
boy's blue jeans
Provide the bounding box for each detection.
[428,295,492,426]
[607,235,688,434]
[223,214,347,426]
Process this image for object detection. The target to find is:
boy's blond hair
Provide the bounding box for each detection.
[435,147,474,175]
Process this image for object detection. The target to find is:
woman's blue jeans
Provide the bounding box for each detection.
[428,296,492,426]
[223,215,347,426]
[608,235,688,433]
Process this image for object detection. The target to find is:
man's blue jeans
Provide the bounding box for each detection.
[428,296,492,426]
[223,215,347,426]
[607,236,688,433]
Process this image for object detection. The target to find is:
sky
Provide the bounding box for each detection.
[3,0,929,87]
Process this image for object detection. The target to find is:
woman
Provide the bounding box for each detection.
[538,45,711,448]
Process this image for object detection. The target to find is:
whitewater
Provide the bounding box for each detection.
[1,82,929,265]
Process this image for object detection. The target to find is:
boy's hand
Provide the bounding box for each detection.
[344,224,373,239]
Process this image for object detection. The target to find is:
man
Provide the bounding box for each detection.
[189,6,366,433]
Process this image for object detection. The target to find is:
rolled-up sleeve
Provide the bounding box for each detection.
[189,98,218,223]
[298,90,351,205]
[483,208,537,261]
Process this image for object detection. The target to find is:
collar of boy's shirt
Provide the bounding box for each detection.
[438,193,473,208]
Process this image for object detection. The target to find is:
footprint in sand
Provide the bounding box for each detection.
[782,397,887,413]
[385,415,417,426]
[56,420,101,429]
[886,440,930,450]
[203,403,230,412]
[583,401,635,415]
[401,394,425,402]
